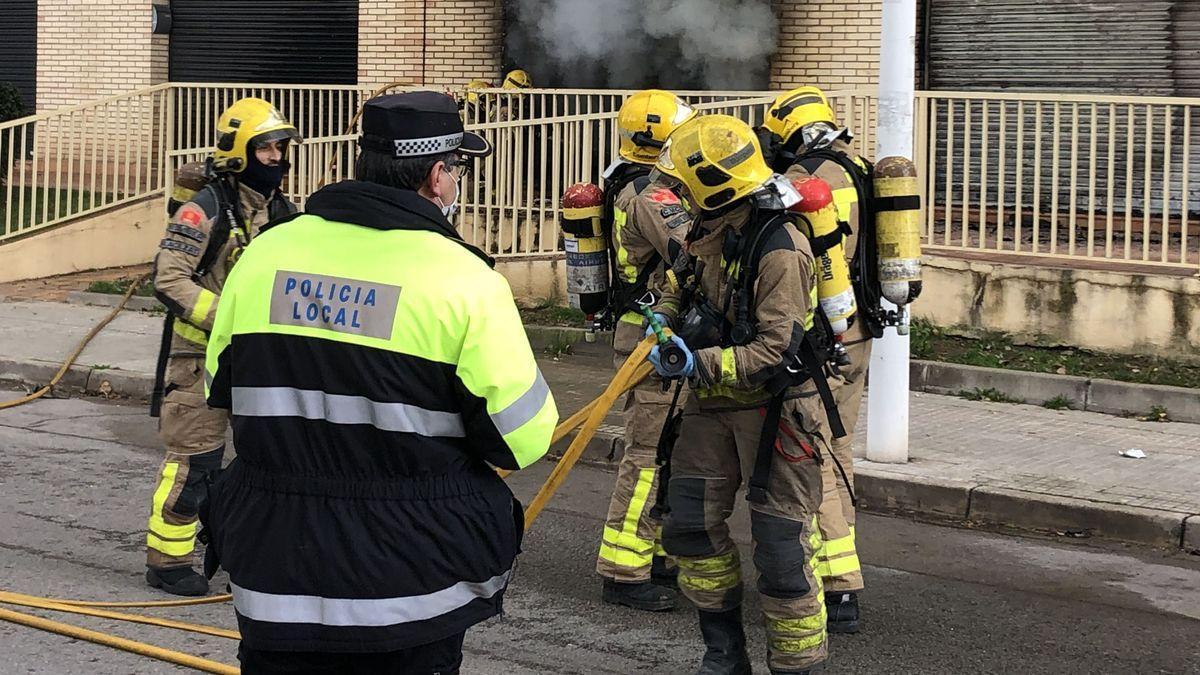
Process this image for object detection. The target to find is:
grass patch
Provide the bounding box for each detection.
[520,298,586,328]
[958,387,1023,403]
[910,318,1200,389]
[1042,395,1074,410]
[543,333,576,359]
[86,277,155,297]
[1138,406,1171,423]
[1,187,117,232]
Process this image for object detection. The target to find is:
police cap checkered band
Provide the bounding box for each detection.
[359,91,491,158]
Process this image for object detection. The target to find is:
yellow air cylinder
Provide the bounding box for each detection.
[791,175,856,334]
[560,183,609,315]
[873,156,923,306]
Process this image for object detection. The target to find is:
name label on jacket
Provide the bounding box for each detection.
[269,270,401,340]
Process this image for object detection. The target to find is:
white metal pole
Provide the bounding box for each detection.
[866,0,917,463]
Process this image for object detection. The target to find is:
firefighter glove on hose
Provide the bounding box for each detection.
[648,335,695,379]
[644,313,674,338]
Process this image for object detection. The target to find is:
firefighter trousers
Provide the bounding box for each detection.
[662,396,828,673]
[597,321,678,582]
[146,356,229,570]
[816,334,872,593]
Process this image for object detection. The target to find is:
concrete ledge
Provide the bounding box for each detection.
[525,325,612,352]
[85,368,154,399]
[968,486,1187,548]
[1184,516,1200,554]
[855,467,974,519]
[0,357,92,393]
[66,291,163,312]
[912,360,1089,406]
[1086,379,1200,422]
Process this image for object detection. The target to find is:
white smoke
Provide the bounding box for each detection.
[507,0,778,90]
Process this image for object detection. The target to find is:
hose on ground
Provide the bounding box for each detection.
[0,606,239,674]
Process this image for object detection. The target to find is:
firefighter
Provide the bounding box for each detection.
[460,78,492,124]
[145,98,300,596]
[493,69,532,123]
[595,90,697,611]
[759,86,878,633]
[201,91,557,673]
[650,115,829,675]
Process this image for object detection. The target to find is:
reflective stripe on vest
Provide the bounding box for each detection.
[230,570,511,627]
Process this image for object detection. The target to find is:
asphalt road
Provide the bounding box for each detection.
[0,392,1198,674]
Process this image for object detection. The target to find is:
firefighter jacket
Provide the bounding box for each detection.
[610,171,692,333]
[202,180,558,652]
[154,181,296,354]
[656,202,819,411]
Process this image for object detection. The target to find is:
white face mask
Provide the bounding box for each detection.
[436,165,461,222]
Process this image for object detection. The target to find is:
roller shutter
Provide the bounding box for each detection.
[928,0,1174,95]
[0,0,37,114]
[168,0,358,85]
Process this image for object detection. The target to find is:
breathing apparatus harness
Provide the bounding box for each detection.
[597,162,665,331]
[150,160,288,417]
[658,185,849,509]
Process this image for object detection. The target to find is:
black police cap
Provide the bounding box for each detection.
[359,91,492,158]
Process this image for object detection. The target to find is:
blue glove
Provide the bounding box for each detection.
[644,312,672,338]
[648,334,696,379]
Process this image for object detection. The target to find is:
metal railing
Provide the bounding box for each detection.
[916,91,1200,270]
[1,85,172,240]
[4,82,1197,275]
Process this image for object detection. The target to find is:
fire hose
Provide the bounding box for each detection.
[0,336,656,672]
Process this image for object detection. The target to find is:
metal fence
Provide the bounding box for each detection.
[3,83,1197,274]
[916,91,1200,270]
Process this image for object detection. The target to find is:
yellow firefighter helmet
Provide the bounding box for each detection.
[762,86,836,149]
[464,78,491,105]
[502,69,533,90]
[617,90,698,165]
[655,114,773,212]
[212,98,301,173]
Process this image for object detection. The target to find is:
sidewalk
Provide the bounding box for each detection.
[2,298,1198,551]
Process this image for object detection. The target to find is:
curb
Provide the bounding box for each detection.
[65,291,164,312]
[552,430,1196,551]
[0,356,153,400]
[910,360,1200,424]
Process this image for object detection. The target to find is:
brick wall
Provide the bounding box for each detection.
[771,0,882,91]
[358,0,504,91]
[36,1,167,112]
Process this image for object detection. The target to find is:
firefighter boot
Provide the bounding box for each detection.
[695,607,752,675]
[602,578,677,612]
[651,555,679,588]
[146,566,209,597]
[825,591,860,634]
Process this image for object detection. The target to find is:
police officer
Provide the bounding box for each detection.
[201,91,557,674]
[650,115,828,675]
[596,90,696,612]
[760,86,876,633]
[145,98,300,596]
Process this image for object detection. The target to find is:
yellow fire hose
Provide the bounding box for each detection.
[0,337,659,671]
[0,606,239,674]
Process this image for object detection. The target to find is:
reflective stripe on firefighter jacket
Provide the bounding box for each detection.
[202,179,558,652]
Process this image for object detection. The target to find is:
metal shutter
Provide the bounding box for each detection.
[0,0,37,114]
[928,0,1174,95]
[168,0,358,85]
[1174,1,1200,96]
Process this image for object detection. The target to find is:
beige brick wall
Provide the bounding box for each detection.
[771,0,882,91]
[358,0,504,91]
[37,1,167,112]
